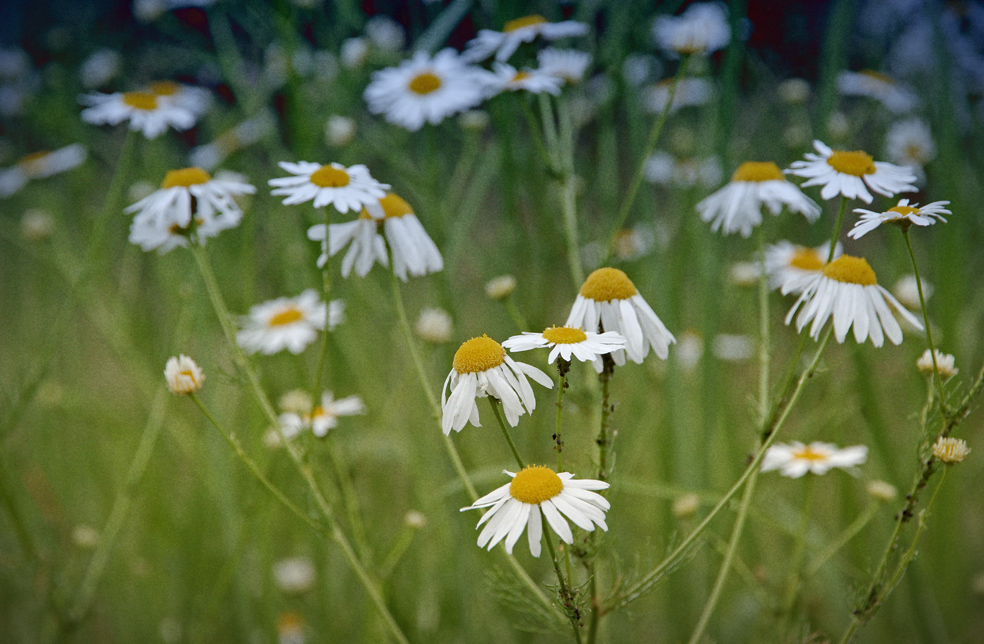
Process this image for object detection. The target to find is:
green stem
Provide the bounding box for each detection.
[543,528,584,644]
[827,196,849,263]
[806,503,880,576]
[543,93,584,287]
[503,296,530,332]
[489,399,526,470]
[82,130,137,279]
[555,360,570,472]
[901,229,946,413]
[781,475,816,615]
[313,206,333,397]
[596,356,614,482]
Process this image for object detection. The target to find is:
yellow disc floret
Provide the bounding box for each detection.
[509,465,563,504]
[408,72,442,95]
[859,69,894,84]
[791,446,829,463]
[827,150,875,176]
[731,161,785,183]
[542,326,588,345]
[148,81,180,96]
[268,307,304,327]
[122,91,158,111]
[310,165,351,188]
[504,15,547,32]
[453,335,506,374]
[512,71,531,83]
[932,437,970,464]
[162,167,212,189]
[358,193,414,220]
[887,205,919,219]
[579,267,638,301]
[788,246,824,271]
[822,255,877,286]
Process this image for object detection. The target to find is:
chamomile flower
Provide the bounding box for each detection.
[502,326,627,367]
[696,161,821,237]
[0,144,88,198]
[565,267,675,365]
[164,354,205,394]
[441,335,553,435]
[932,437,970,464]
[652,2,731,57]
[786,140,918,204]
[885,118,936,177]
[917,349,958,381]
[275,392,364,441]
[761,441,868,478]
[364,49,489,131]
[849,199,950,239]
[460,466,609,557]
[462,15,589,63]
[236,290,343,355]
[537,48,592,85]
[269,161,388,213]
[80,89,197,138]
[491,63,563,95]
[784,255,923,347]
[145,80,211,117]
[836,70,917,114]
[309,217,386,277]
[766,240,842,293]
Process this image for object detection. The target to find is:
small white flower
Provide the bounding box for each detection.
[145,80,211,117]
[80,49,122,89]
[786,139,918,204]
[652,2,731,57]
[365,15,405,52]
[932,437,970,464]
[536,48,592,85]
[490,62,563,95]
[415,308,453,344]
[761,441,868,478]
[269,161,388,213]
[310,392,365,437]
[462,15,589,63]
[643,151,722,188]
[503,326,626,367]
[644,77,713,114]
[885,118,936,173]
[766,240,842,294]
[236,290,343,355]
[917,349,958,381]
[324,115,357,147]
[849,199,950,239]
[0,144,88,198]
[485,275,517,300]
[164,354,205,394]
[711,334,753,361]
[80,89,197,139]
[460,466,609,557]
[836,70,917,114]
[273,557,316,594]
[340,37,369,69]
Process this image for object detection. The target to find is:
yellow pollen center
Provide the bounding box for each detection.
[792,447,829,462]
[827,150,875,176]
[408,72,442,95]
[269,307,304,327]
[512,71,531,83]
[148,80,180,96]
[358,193,414,220]
[542,326,587,344]
[821,255,877,286]
[509,466,563,504]
[887,205,919,218]
[180,369,196,380]
[859,69,894,84]
[122,91,158,110]
[19,150,50,165]
[789,247,824,271]
[731,161,784,182]
[161,167,211,188]
[309,165,351,188]
[579,267,638,301]
[504,14,547,32]
[453,335,506,374]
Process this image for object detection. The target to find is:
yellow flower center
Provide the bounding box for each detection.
[268,307,304,327]
[542,326,587,344]
[360,192,414,220]
[504,15,547,32]
[788,247,824,271]
[859,69,894,84]
[309,165,351,188]
[791,446,829,463]
[122,91,158,110]
[827,150,875,176]
[408,72,442,95]
[731,161,784,183]
[821,255,877,286]
[161,167,211,189]
[453,335,506,374]
[509,466,563,504]
[579,267,638,301]
[148,80,180,96]
[512,71,531,83]
[887,205,919,218]
[19,150,50,165]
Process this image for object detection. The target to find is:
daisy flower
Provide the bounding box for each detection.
[836,70,917,114]
[917,349,958,381]
[460,466,609,557]
[785,139,918,204]
[885,118,935,178]
[784,255,923,347]
[490,63,563,95]
[145,80,211,117]
[536,48,592,85]
[462,15,589,63]
[848,199,950,239]
[643,151,723,188]
[364,49,489,131]
[503,326,627,367]
[309,217,387,277]
[932,437,970,464]
[268,161,389,213]
[164,354,205,394]
[80,89,197,139]
[644,77,714,114]
[277,391,365,440]
[0,144,88,198]
[761,441,868,478]
[652,2,731,57]
[441,335,553,435]
[236,290,344,355]
[565,267,675,365]
[765,240,842,293]
[696,161,821,237]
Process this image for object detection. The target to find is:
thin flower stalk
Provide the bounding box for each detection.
[827,196,849,263]
[781,475,816,616]
[596,356,615,482]
[901,228,946,412]
[313,206,334,397]
[488,398,526,470]
[806,502,881,576]
[555,359,570,472]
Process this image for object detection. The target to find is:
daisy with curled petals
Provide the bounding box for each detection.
[785,255,922,347]
[364,49,489,131]
[236,289,344,355]
[490,63,563,95]
[565,267,675,365]
[848,199,950,239]
[80,89,197,139]
[761,441,868,478]
[269,161,388,213]
[785,140,917,204]
[460,466,609,557]
[765,240,841,293]
[441,335,553,435]
[0,144,88,198]
[503,326,626,371]
[696,161,821,238]
[462,15,589,63]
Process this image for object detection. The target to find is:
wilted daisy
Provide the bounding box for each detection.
[849,199,950,239]
[164,354,205,394]
[885,118,936,178]
[441,335,553,435]
[364,49,489,131]
[236,290,343,355]
[462,15,589,63]
[269,161,388,213]
[766,240,842,293]
[932,437,970,464]
[917,349,958,381]
[565,267,675,364]
[537,48,592,85]
[0,144,88,198]
[503,326,627,367]
[785,255,923,347]
[836,70,917,114]
[696,161,821,237]
[761,441,868,478]
[490,63,563,95]
[786,140,918,204]
[460,466,609,557]
[652,2,731,57]
[644,77,714,114]
[80,89,197,139]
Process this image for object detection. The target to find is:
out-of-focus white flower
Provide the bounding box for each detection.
[0,145,88,198]
[72,524,101,548]
[416,308,453,344]
[674,330,703,372]
[324,115,357,147]
[917,349,958,381]
[885,118,936,181]
[644,152,722,189]
[273,557,316,594]
[652,3,731,57]
[189,110,276,171]
[490,62,563,95]
[537,48,592,85]
[164,355,205,394]
[622,53,662,87]
[644,77,713,114]
[711,334,753,361]
[611,224,655,261]
[837,70,917,113]
[366,16,405,52]
[462,15,589,63]
[459,109,490,131]
[236,291,342,355]
[762,441,868,477]
[777,78,811,105]
[80,49,122,88]
[485,275,517,300]
[20,209,56,241]
[766,240,841,294]
[341,37,369,69]
[80,90,197,139]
